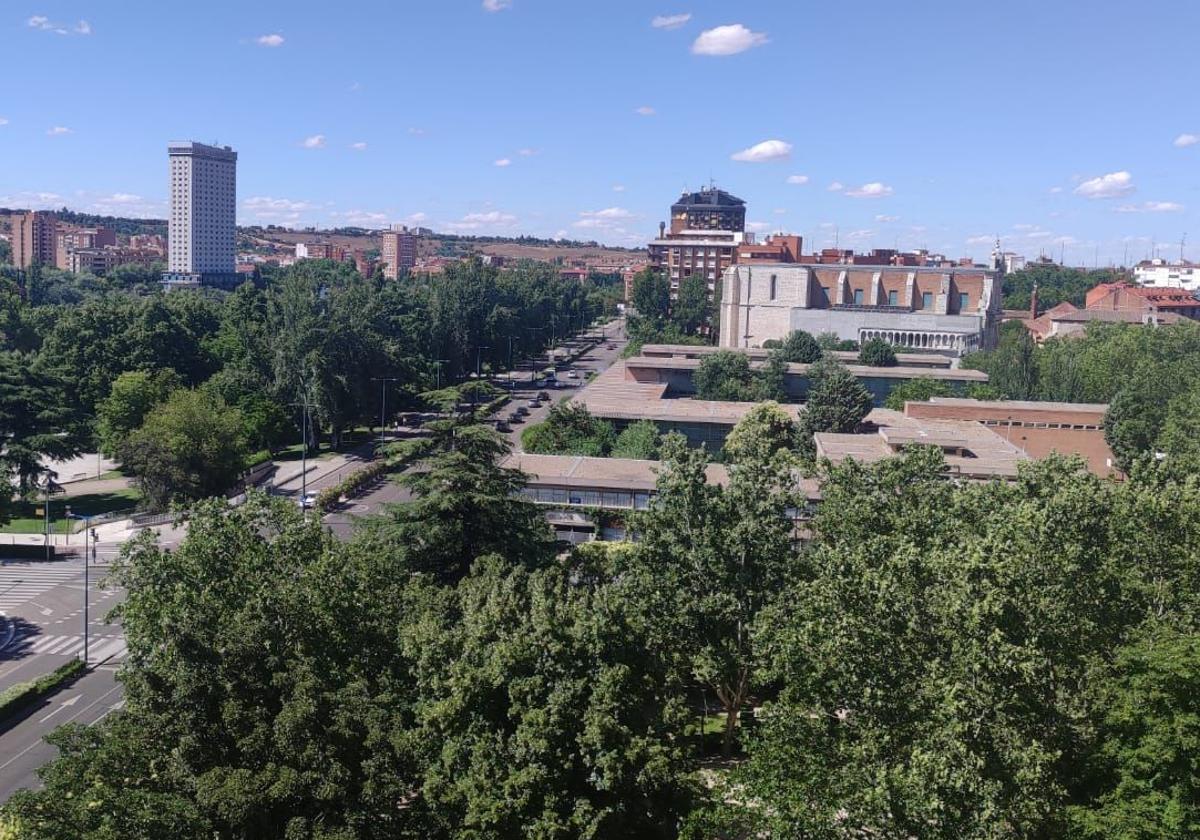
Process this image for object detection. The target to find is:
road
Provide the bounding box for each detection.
[0,556,126,801]
[322,317,628,539]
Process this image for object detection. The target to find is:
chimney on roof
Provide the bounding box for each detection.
[1030,281,1039,319]
[659,221,665,239]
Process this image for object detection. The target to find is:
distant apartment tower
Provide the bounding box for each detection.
[11,211,58,268]
[1134,258,1200,290]
[164,142,238,287]
[381,225,416,279]
[56,226,116,269]
[648,186,747,298]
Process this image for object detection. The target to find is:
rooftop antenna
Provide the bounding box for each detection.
[1181,232,1187,263]
[1059,241,1065,266]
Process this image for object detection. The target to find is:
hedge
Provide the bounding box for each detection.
[0,658,87,721]
[316,453,415,513]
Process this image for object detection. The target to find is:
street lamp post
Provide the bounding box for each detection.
[433,359,449,390]
[371,377,400,443]
[475,346,491,379]
[524,327,544,382]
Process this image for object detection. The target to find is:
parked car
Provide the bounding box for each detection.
[566,369,579,379]
[537,391,551,402]
[298,493,317,510]
[495,421,512,433]
[527,398,541,408]
[507,411,524,424]
[515,406,529,417]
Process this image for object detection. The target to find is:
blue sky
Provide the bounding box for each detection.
[2,0,1199,265]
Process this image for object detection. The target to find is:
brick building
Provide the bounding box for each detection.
[11,211,57,268]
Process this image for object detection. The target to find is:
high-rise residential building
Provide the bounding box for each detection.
[647,185,748,300]
[56,226,116,269]
[11,211,58,268]
[381,226,416,279]
[164,141,238,287]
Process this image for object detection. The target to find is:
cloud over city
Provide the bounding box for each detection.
[731,139,791,162]
[691,24,767,56]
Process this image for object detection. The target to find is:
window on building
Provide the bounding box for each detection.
[853,289,864,305]
[922,291,933,309]
[958,292,970,311]
[888,290,899,306]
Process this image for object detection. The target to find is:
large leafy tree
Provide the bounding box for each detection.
[383,422,554,583]
[0,351,86,495]
[408,556,696,838]
[857,336,897,367]
[774,329,823,364]
[631,268,671,323]
[521,402,615,457]
[611,419,662,460]
[672,273,711,335]
[118,388,248,509]
[623,431,798,756]
[694,350,758,401]
[96,368,181,458]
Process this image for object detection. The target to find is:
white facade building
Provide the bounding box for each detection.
[1134,259,1200,291]
[165,142,237,286]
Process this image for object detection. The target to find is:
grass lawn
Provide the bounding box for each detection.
[1,488,142,534]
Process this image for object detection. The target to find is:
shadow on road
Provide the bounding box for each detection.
[0,617,44,662]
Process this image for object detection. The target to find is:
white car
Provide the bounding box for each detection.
[566,370,579,379]
[299,493,317,510]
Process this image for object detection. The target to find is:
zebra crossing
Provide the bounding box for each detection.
[7,633,127,663]
[0,561,85,612]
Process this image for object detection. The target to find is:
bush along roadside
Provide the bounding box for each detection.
[315,454,413,513]
[0,659,87,722]
[472,394,511,422]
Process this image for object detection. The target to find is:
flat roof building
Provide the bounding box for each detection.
[11,211,57,269]
[381,228,416,279]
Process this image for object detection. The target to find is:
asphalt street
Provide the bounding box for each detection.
[0,556,125,802]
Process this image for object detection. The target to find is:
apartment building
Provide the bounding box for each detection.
[164,141,238,287]
[11,211,58,268]
[381,226,416,279]
[56,226,116,269]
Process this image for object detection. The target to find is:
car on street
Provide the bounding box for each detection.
[495,420,512,433]
[515,406,529,416]
[298,493,317,510]
[527,398,541,408]
[537,391,551,402]
[507,411,524,424]
[566,369,578,379]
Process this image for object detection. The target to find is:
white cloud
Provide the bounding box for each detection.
[494,158,512,167]
[844,229,875,243]
[1115,201,1184,213]
[445,210,519,231]
[0,192,65,211]
[652,13,692,29]
[612,184,626,192]
[875,214,900,223]
[785,174,809,185]
[302,134,326,149]
[745,221,774,233]
[482,0,511,11]
[405,212,428,224]
[408,127,427,136]
[1074,170,1134,199]
[350,141,368,151]
[554,229,569,240]
[256,33,284,47]
[1013,223,1038,231]
[1048,186,1063,194]
[102,193,142,204]
[635,105,656,116]
[242,195,316,226]
[0,118,8,127]
[827,181,844,192]
[348,81,362,92]
[845,182,894,198]
[731,139,791,162]
[574,207,635,231]
[46,126,72,136]
[517,147,538,156]
[29,15,90,35]
[1174,133,1199,148]
[332,209,389,226]
[691,23,768,56]
[773,208,787,215]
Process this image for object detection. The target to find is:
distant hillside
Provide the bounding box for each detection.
[0,207,166,237]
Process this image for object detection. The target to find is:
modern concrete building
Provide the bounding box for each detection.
[164,142,238,287]
[381,227,416,279]
[903,397,1117,476]
[1134,258,1200,290]
[67,247,161,276]
[11,211,58,268]
[647,185,747,299]
[719,262,1002,355]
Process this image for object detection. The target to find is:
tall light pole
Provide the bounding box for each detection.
[371,377,400,443]
[292,381,316,513]
[433,359,449,390]
[82,517,90,665]
[524,327,543,382]
[475,345,490,379]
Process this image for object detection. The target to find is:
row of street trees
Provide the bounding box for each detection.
[0,257,618,514]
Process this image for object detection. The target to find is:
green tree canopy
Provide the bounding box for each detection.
[521,402,616,457]
[118,388,248,509]
[857,336,897,367]
[882,376,956,411]
[96,368,181,458]
[611,419,662,460]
